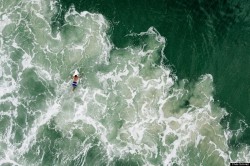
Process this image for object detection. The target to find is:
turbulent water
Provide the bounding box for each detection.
[0,0,249,165]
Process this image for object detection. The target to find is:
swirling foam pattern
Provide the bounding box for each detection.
[0,0,249,165]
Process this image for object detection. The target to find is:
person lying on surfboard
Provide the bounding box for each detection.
[72,70,79,91]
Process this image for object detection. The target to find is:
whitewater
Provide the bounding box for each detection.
[0,0,249,165]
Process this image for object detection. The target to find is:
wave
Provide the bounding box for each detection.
[0,0,249,165]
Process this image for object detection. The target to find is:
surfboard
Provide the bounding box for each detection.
[72,70,79,91]
[73,70,79,76]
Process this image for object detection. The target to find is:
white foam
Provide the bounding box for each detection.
[128,123,146,144]
[0,14,12,34]
[18,101,61,154]
[0,0,249,165]
[0,158,21,166]
[21,53,33,69]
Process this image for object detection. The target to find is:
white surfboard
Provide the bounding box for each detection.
[73,70,79,76]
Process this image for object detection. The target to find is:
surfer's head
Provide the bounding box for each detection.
[74,75,78,77]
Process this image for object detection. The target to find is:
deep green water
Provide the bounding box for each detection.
[0,0,250,165]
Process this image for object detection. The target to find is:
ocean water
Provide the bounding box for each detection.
[0,0,249,165]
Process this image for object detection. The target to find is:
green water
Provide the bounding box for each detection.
[0,0,250,165]
[59,0,250,145]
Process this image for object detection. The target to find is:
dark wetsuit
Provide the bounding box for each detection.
[72,81,77,87]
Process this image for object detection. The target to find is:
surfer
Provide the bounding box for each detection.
[72,70,79,91]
